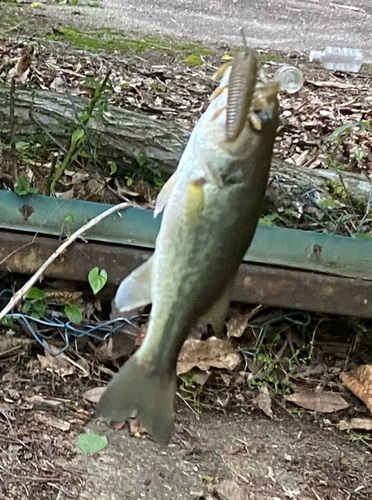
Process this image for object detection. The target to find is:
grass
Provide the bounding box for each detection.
[47,25,213,57]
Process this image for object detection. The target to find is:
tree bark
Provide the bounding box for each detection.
[0,84,370,212]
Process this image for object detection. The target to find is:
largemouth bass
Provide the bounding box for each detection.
[96,51,280,444]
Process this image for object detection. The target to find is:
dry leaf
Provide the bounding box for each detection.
[94,338,114,364]
[226,313,249,338]
[82,387,106,404]
[286,390,349,413]
[338,418,372,431]
[177,337,241,375]
[37,352,74,377]
[253,385,273,418]
[6,49,33,82]
[341,365,372,415]
[25,395,61,410]
[34,412,70,431]
[215,479,249,500]
[0,336,32,353]
[135,323,148,346]
[129,418,148,438]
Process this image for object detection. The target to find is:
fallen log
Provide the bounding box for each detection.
[0,84,371,213]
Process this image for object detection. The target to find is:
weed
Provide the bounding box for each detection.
[48,71,111,193]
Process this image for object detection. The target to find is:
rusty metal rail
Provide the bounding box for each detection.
[0,229,371,318]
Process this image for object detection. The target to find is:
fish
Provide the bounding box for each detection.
[96,50,280,444]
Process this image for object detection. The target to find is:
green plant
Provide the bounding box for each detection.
[14,177,38,196]
[64,304,84,324]
[48,71,112,193]
[88,267,107,295]
[184,54,203,67]
[22,287,46,318]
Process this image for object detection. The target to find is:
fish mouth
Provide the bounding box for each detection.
[248,82,280,132]
[225,51,279,140]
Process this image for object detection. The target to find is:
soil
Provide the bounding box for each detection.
[79,409,372,500]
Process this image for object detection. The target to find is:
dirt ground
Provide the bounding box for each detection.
[0,3,372,500]
[1,337,371,500]
[79,409,372,500]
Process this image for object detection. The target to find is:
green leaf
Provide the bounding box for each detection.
[26,287,45,300]
[107,161,117,175]
[184,54,203,67]
[328,121,369,142]
[88,267,108,294]
[15,141,31,153]
[14,177,38,196]
[31,301,46,318]
[71,128,85,146]
[77,434,107,454]
[136,153,148,168]
[1,316,13,326]
[21,302,31,314]
[63,213,75,224]
[64,304,83,324]
[259,214,279,226]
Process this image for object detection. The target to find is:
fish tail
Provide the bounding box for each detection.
[95,352,177,445]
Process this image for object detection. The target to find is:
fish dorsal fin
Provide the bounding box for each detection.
[154,172,177,218]
[115,256,154,312]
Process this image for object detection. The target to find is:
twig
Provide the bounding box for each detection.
[0,463,63,483]
[0,202,130,321]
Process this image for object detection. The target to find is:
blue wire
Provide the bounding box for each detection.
[3,310,141,356]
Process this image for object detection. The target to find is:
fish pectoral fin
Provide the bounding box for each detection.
[184,177,207,225]
[154,172,177,217]
[199,280,234,337]
[114,256,154,312]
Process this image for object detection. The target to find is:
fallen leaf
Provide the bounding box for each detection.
[77,433,107,454]
[338,418,372,431]
[286,390,349,413]
[37,353,74,377]
[226,313,249,339]
[215,479,249,500]
[0,336,32,353]
[34,412,70,431]
[129,418,148,438]
[135,323,148,346]
[94,338,114,364]
[253,385,273,418]
[82,387,105,404]
[341,365,372,414]
[25,395,61,410]
[177,337,241,375]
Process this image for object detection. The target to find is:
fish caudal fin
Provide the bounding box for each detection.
[95,353,177,445]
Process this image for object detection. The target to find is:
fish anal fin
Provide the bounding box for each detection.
[115,256,154,312]
[199,280,234,337]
